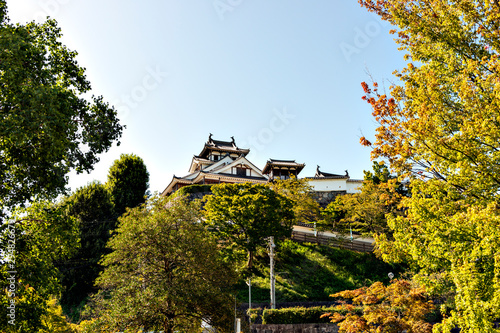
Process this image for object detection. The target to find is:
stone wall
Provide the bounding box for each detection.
[187,191,212,201]
[251,323,338,333]
[312,191,346,208]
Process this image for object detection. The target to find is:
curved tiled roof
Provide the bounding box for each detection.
[198,134,250,158]
[262,159,305,175]
[306,165,349,179]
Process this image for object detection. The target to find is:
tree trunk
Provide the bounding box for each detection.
[247,249,254,268]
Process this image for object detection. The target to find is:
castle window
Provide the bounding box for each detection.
[236,167,246,177]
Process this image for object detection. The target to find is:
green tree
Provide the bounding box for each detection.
[270,176,321,225]
[106,153,149,217]
[59,154,148,320]
[84,195,237,333]
[57,182,115,319]
[0,202,79,332]
[204,183,294,269]
[0,2,123,212]
[359,0,500,331]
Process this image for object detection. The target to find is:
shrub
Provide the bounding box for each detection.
[247,308,262,324]
[261,305,362,324]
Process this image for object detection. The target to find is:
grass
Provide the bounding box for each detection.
[236,238,403,303]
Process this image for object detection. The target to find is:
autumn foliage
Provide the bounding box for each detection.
[357,0,500,331]
[324,280,435,333]
[358,0,500,186]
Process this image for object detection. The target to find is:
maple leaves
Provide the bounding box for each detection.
[324,280,435,333]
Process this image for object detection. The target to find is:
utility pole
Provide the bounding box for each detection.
[268,236,276,309]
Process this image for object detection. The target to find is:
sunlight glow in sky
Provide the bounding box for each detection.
[6,0,407,194]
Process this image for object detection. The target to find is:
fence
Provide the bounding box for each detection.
[291,231,374,253]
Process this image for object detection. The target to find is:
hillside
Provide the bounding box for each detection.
[235,239,403,304]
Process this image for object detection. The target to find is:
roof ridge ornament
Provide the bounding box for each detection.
[208,133,213,144]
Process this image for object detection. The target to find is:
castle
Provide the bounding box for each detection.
[161,135,361,206]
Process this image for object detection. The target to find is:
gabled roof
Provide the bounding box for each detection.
[216,156,267,179]
[262,159,305,175]
[198,134,250,159]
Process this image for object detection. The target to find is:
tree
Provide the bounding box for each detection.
[324,279,435,333]
[106,153,149,217]
[321,162,405,237]
[59,154,148,320]
[204,183,294,270]
[0,2,123,212]
[0,201,79,332]
[84,195,237,333]
[270,177,321,225]
[57,182,115,319]
[358,0,500,331]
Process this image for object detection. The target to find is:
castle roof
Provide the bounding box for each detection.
[306,165,349,179]
[262,159,305,175]
[198,133,249,159]
[161,153,268,196]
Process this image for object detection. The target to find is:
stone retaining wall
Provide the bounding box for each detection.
[313,191,346,208]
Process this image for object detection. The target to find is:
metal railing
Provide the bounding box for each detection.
[291,231,374,252]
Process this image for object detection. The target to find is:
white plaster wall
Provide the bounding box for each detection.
[346,180,362,193]
[307,179,347,191]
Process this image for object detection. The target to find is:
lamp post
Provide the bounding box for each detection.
[246,278,251,325]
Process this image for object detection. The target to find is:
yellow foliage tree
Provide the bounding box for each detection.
[38,298,77,333]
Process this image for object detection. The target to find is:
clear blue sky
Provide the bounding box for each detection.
[7,0,406,194]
